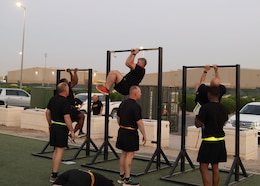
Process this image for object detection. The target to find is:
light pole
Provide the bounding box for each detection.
[16,2,26,89]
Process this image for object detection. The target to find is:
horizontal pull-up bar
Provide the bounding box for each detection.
[109,47,160,53]
[57,69,91,72]
[184,65,239,69]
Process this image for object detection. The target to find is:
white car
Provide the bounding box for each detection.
[75,93,121,118]
[0,88,31,108]
[226,102,260,140]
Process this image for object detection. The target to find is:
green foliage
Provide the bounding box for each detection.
[186,94,196,112]
[22,86,31,94]
[0,83,31,94]
[110,91,123,101]
[240,97,253,109]
[221,97,236,114]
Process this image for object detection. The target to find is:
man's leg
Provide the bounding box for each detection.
[52,147,65,173]
[199,163,210,186]
[97,70,123,95]
[124,151,135,178]
[105,70,123,90]
[74,112,85,135]
[211,163,220,186]
[119,151,127,175]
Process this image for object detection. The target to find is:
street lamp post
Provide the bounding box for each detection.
[16,2,26,89]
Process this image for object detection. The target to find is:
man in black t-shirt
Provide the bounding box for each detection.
[52,169,115,186]
[59,68,85,137]
[193,65,226,114]
[195,86,229,186]
[115,86,146,186]
[92,95,103,115]
[46,82,75,183]
[96,48,147,95]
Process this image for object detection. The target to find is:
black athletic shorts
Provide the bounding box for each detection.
[70,108,81,122]
[50,124,69,148]
[197,140,227,164]
[114,78,130,95]
[116,128,139,152]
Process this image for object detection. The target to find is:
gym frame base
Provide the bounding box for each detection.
[81,153,171,177]
[31,136,99,161]
[160,167,253,186]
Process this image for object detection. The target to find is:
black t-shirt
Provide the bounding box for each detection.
[124,65,145,86]
[196,102,228,138]
[47,95,71,123]
[117,98,142,129]
[195,84,226,105]
[67,82,75,106]
[92,100,103,115]
[53,169,114,186]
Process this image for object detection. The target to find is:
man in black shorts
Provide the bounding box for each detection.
[193,64,226,114]
[92,95,103,115]
[46,82,76,183]
[115,86,146,186]
[195,86,229,186]
[52,169,115,186]
[96,48,147,95]
[59,68,85,137]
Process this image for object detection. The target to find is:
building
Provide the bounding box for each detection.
[7,67,106,85]
[6,66,260,89]
[141,68,260,89]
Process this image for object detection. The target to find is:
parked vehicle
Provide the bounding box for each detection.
[0,88,31,108]
[226,102,260,142]
[75,93,121,117]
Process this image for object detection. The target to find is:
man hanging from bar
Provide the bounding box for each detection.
[96,48,147,95]
[193,64,226,115]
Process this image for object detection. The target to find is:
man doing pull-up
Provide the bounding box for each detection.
[96,48,147,95]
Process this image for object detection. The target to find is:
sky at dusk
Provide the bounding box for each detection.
[1,0,259,76]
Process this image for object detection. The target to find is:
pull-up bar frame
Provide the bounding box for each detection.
[161,64,249,185]
[32,68,98,161]
[109,47,159,53]
[82,47,171,176]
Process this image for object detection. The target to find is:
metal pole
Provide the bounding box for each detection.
[18,5,26,88]
[185,65,237,69]
[109,47,159,53]
[156,47,163,169]
[86,69,92,156]
[235,64,241,180]
[181,66,187,171]
[104,50,111,160]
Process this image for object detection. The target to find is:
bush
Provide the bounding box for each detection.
[178,94,196,112]
[221,97,236,114]
[110,91,123,101]
[240,97,253,109]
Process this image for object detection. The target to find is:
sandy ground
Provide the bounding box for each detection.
[1,124,260,175]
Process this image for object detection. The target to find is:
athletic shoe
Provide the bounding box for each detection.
[49,175,56,183]
[96,85,109,95]
[123,177,139,186]
[78,131,86,138]
[117,177,125,184]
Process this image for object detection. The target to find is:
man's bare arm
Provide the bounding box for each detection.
[125,48,139,70]
[64,114,75,140]
[137,119,146,145]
